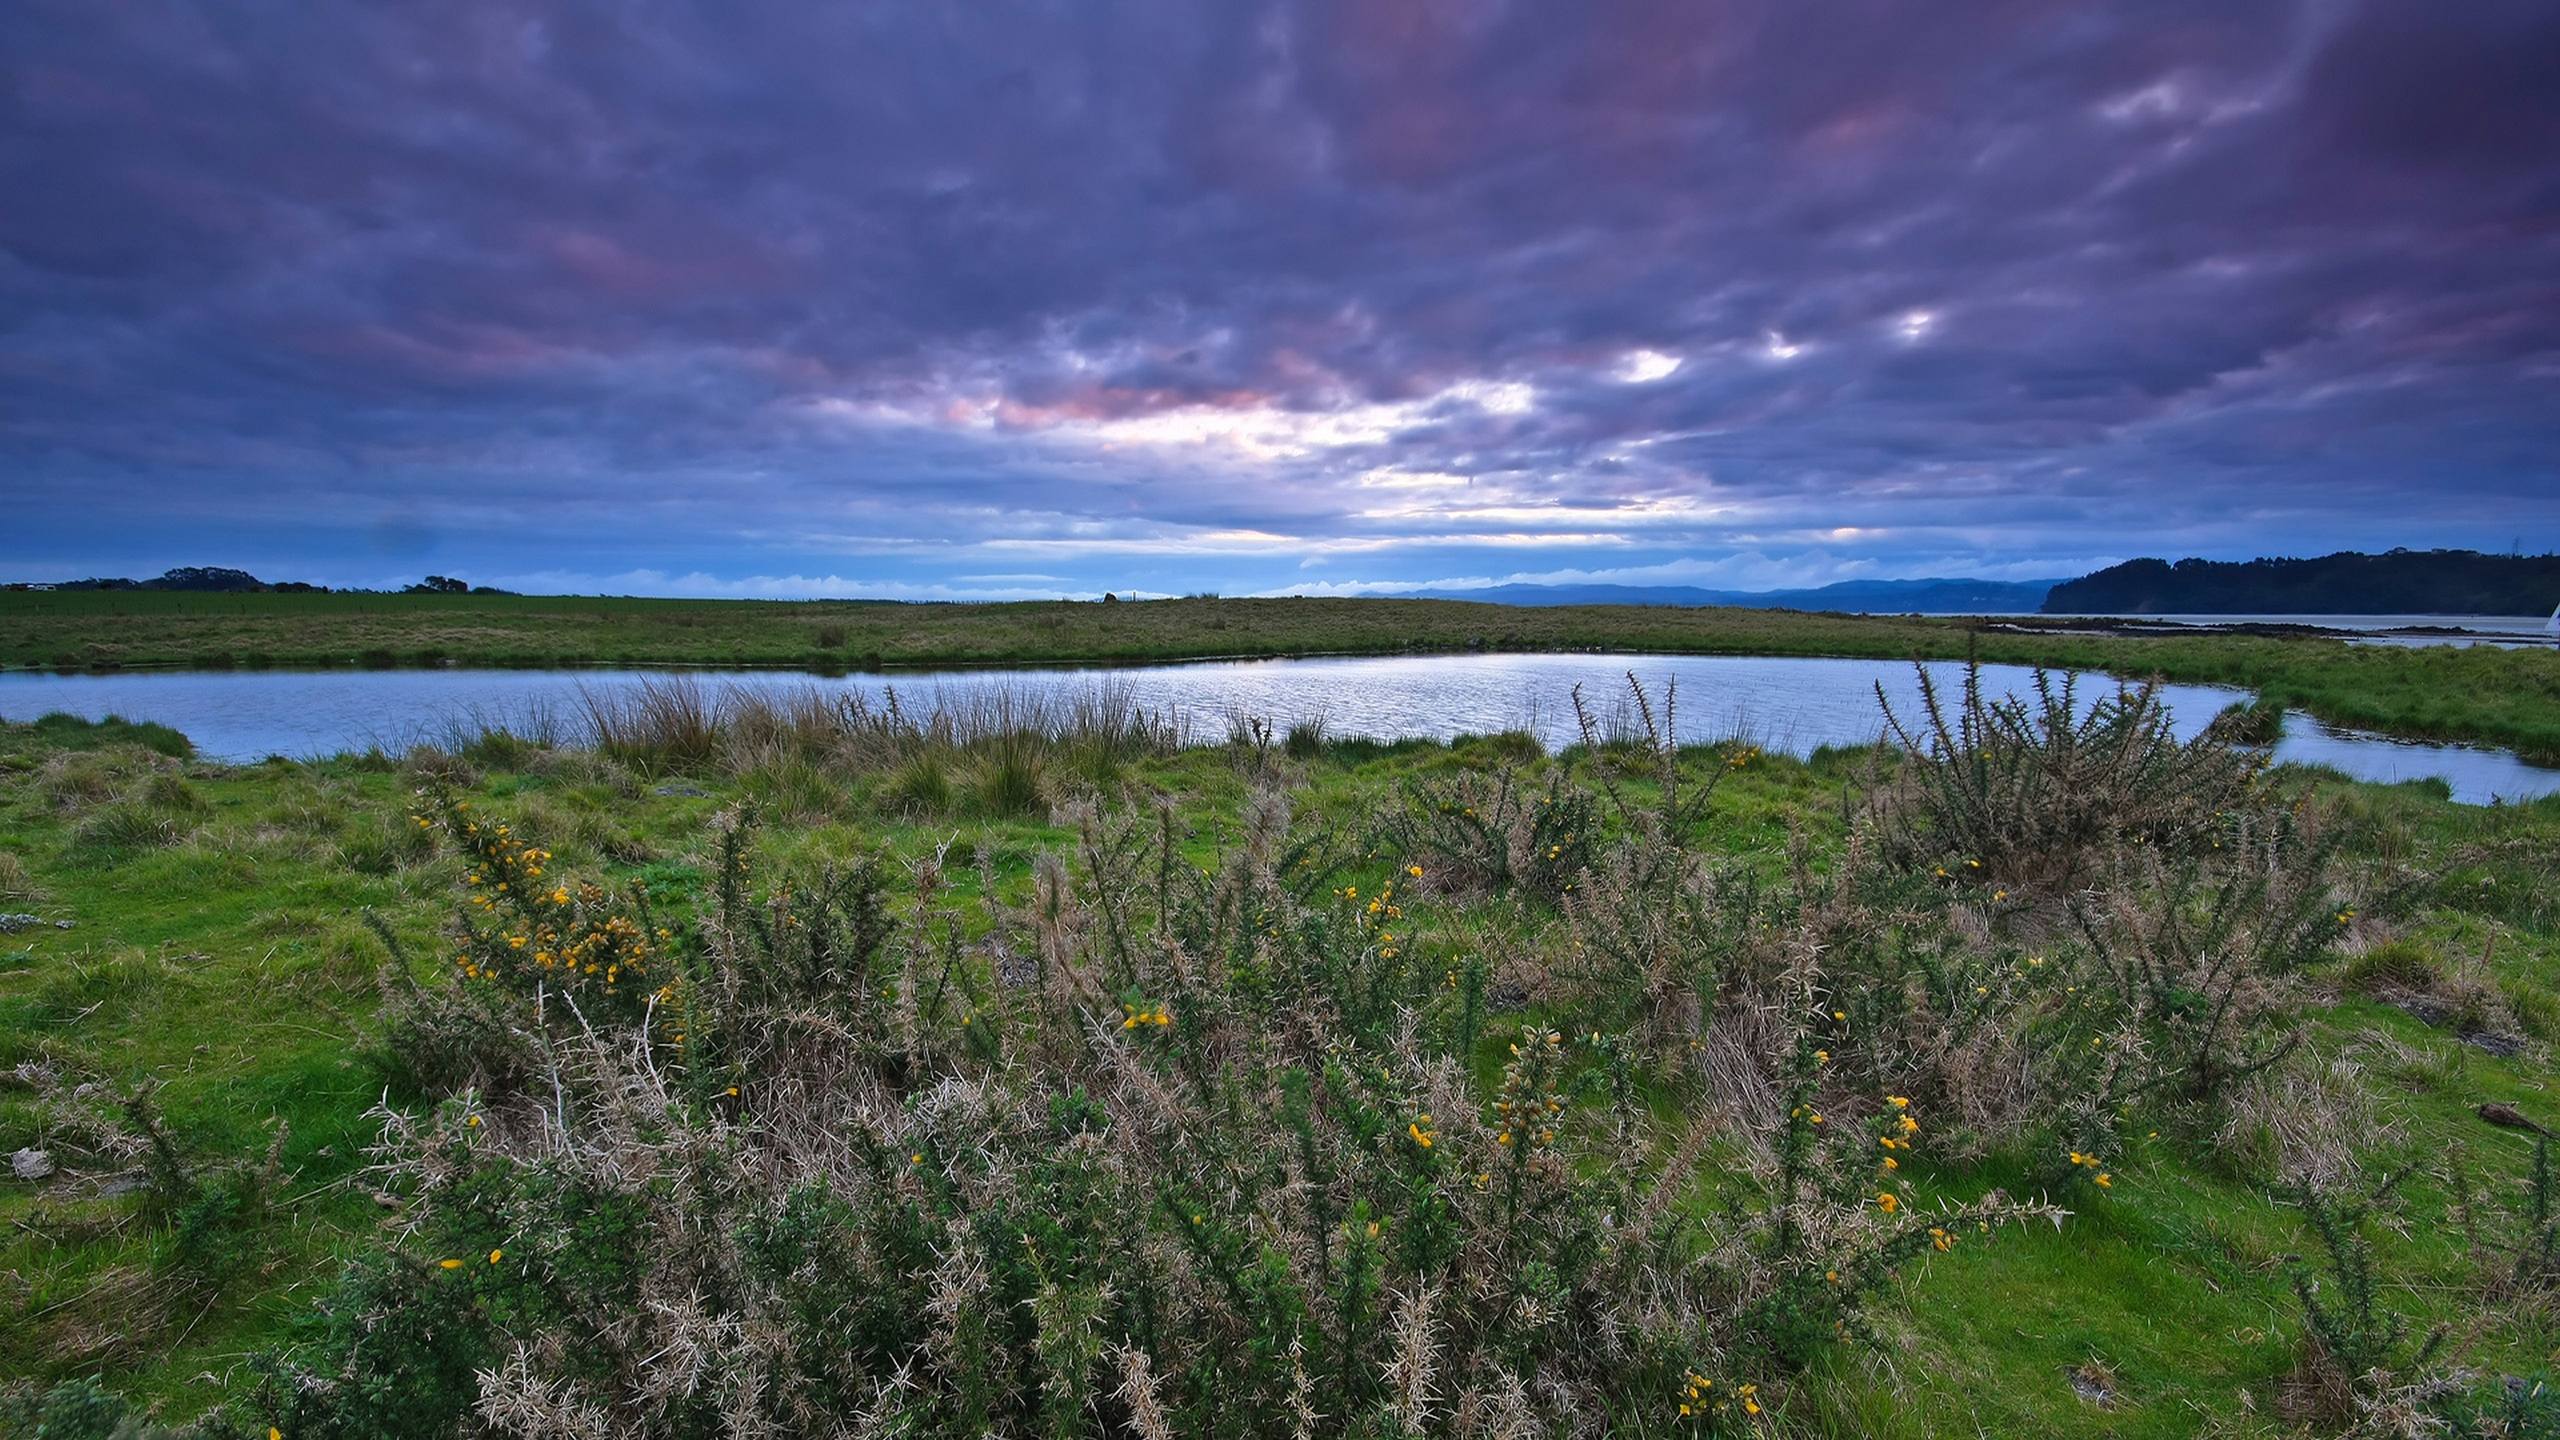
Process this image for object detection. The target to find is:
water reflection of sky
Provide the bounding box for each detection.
[2,653,2552,806]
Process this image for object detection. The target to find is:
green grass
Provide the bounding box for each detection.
[5,590,2556,760]
[3,713,2558,1433]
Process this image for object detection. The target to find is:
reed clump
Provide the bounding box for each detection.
[561,676,1180,819]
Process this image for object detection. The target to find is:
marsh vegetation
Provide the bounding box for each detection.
[5,590,2556,761]
[3,667,2559,1436]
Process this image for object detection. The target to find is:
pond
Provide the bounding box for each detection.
[2,652,2554,805]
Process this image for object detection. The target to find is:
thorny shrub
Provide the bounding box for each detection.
[1872,661,2263,888]
[253,771,2060,1438]
[1369,767,1601,904]
[233,672,2364,1437]
[1804,709,2347,1186]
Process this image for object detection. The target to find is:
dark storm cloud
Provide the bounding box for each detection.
[3,0,2555,596]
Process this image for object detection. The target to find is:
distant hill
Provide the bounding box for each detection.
[2044,550,2560,616]
[16,568,511,595]
[46,565,285,593]
[1413,577,2061,613]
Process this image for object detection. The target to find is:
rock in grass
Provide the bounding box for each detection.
[10,1147,53,1181]
[0,913,73,933]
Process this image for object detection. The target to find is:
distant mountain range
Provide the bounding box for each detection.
[1411,578,2064,613]
[1410,550,2559,617]
[2043,550,2558,616]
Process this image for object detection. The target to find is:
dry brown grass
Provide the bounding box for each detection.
[0,849,41,902]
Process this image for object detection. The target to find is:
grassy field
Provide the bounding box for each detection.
[4,590,2557,762]
[5,688,2560,1437]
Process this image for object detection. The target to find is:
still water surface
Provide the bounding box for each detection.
[1,653,2552,805]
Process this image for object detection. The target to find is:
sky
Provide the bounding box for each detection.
[3,1,2557,600]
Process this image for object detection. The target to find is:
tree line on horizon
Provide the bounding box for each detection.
[2043,548,2559,617]
[3,566,514,596]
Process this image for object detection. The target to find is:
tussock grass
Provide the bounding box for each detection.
[881,749,956,816]
[568,674,1182,783]
[23,711,193,759]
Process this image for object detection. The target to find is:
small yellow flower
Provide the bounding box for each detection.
[1407,865,1423,878]
[2095,1173,2113,1188]
[488,1248,504,1264]
[1876,1192,1900,1213]
[439,1257,463,1270]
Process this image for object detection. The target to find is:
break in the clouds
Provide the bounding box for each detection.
[4,1,2557,598]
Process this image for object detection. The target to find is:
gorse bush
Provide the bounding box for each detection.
[137,674,2392,1438]
[2454,1134,2560,1298]
[2278,1166,2449,1428]
[404,786,682,1030]
[1873,661,2260,886]
[1370,766,1599,903]
[254,733,2097,1437]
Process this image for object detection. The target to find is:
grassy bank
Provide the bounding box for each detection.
[5,590,2558,761]
[6,693,2560,1436]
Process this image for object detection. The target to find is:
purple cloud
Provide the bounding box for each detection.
[3,0,2555,596]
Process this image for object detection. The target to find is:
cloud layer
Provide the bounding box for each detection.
[5,0,2556,596]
